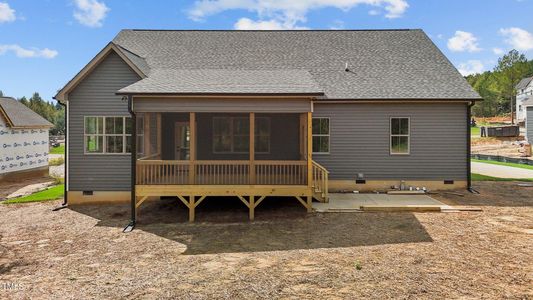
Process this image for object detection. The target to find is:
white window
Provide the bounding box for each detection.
[312,117,330,154]
[84,116,132,154]
[390,117,410,155]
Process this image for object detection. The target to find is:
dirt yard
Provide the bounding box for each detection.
[472,137,530,159]
[0,182,532,299]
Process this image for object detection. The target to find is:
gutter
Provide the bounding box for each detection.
[467,101,479,194]
[123,95,136,232]
[52,98,68,210]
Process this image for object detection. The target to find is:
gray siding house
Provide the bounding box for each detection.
[54,29,481,222]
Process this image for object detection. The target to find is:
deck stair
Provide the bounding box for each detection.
[312,161,329,203]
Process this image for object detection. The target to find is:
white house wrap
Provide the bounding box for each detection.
[0,97,53,178]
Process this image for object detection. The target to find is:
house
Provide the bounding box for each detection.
[0,97,53,181]
[54,29,481,223]
[516,76,533,125]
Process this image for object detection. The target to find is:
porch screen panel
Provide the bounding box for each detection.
[135,112,160,159]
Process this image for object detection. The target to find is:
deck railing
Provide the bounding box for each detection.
[312,161,329,202]
[136,160,308,186]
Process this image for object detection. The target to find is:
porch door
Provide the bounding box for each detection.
[174,122,190,160]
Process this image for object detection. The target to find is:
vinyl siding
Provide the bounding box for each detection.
[312,103,468,180]
[526,106,533,143]
[68,52,141,191]
[133,98,311,113]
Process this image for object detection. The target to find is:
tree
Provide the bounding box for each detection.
[17,93,65,135]
[493,50,529,124]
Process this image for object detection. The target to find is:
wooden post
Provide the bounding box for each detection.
[306,195,313,212]
[249,196,255,221]
[189,112,196,184]
[189,195,195,222]
[144,113,151,157]
[156,113,162,158]
[249,112,255,185]
[299,113,305,160]
[307,112,313,188]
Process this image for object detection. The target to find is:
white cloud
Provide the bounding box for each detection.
[0,44,58,59]
[499,27,533,51]
[189,0,409,29]
[73,0,109,27]
[0,2,16,23]
[235,17,309,29]
[447,31,481,52]
[368,9,380,15]
[457,60,484,76]
[492,47,504,55]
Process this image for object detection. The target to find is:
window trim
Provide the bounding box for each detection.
[389,116,410,156]
[212,116,271,154]
[83,116,132,155]
[312,117,330,155]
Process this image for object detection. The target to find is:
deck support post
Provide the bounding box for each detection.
[189,195,195,222]
[177,195,206,222]
[295,196,312,212]
[238,195,266,221]
[249,196,255,220]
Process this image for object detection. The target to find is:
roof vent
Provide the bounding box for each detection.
[345,62,349,72]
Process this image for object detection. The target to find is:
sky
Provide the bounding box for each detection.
[0,0,532,102]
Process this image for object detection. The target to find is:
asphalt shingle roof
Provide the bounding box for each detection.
[0,97,53,128]
[112,29,481,100]
[118,69,323,95]
[516,77,533,90]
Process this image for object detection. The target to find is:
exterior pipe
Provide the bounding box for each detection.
[467,101,478,194]
[52,99,68,210]
[124,95,136,232]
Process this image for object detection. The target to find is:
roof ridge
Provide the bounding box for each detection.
[124,29,420,32]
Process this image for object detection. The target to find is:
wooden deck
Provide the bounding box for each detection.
[134,160,328,221]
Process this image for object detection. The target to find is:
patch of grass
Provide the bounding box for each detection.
[49,157,64,166]
[472,159,533,171]
[2,184,64,204]
[49,144,65,155]
[470,126,480,136]
[471,173,533,182]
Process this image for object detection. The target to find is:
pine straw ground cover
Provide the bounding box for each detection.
[0,182,532,299]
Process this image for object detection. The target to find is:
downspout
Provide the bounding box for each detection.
[467,101,479,194]
[124,95,136,232]
[53,98,68,210]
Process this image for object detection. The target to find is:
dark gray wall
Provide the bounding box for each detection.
[68,52,141,191]
[527,106,533,142]
[313,103,468,180]
[161,113,301,160]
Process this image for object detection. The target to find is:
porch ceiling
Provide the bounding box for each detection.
[117,69,324,96]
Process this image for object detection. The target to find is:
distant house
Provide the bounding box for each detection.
[54,29,481,223]
[0,97,53,181]
[516,76,533,124]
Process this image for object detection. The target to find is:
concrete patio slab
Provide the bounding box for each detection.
[313,193,452,212]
